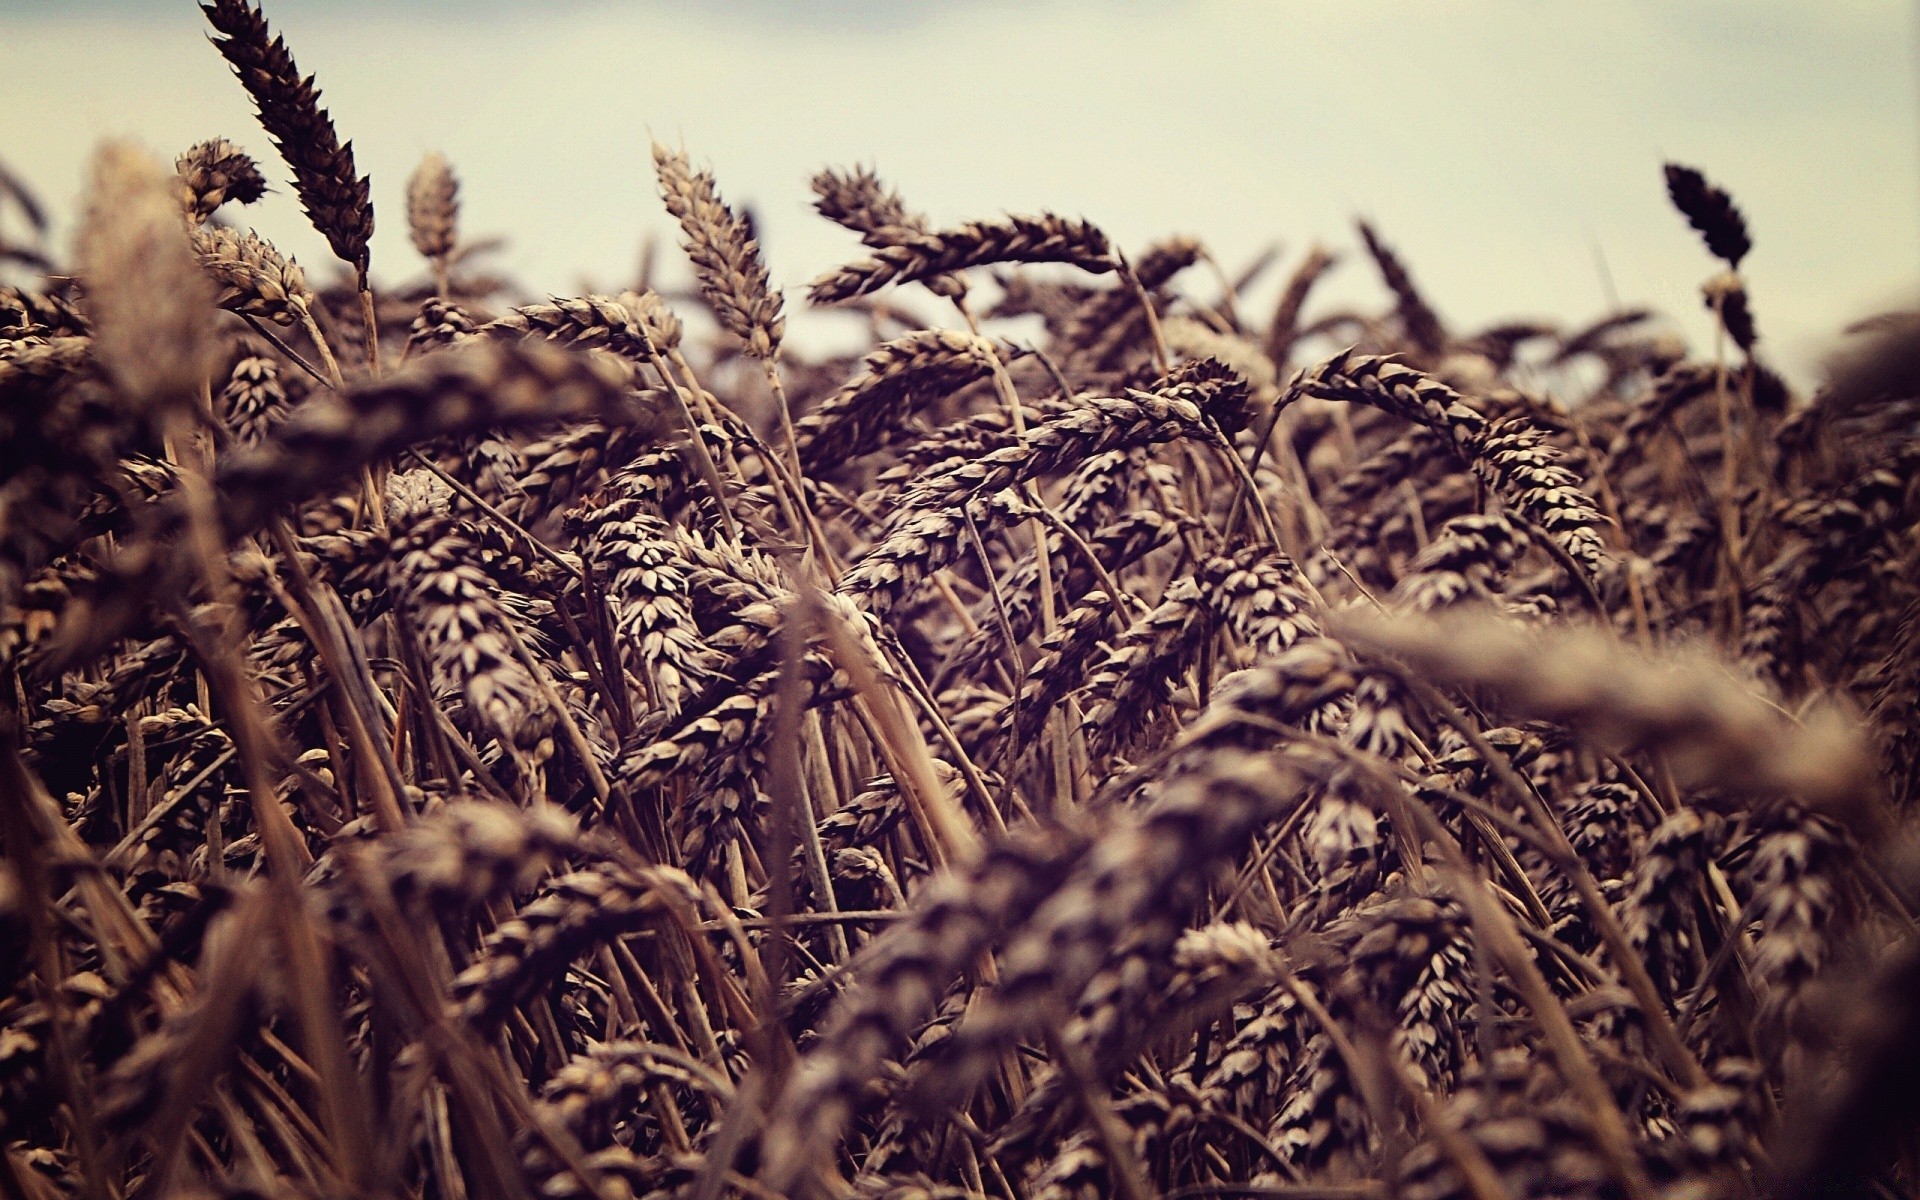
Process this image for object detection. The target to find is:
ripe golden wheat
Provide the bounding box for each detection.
[2,5,1919,1200]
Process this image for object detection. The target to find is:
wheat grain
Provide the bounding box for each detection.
[810,213,1117,305]
[173,138,267,224]
[794,329,1008,468]
[190,223,314,327]
[202,0,374,281]
[653,143,784,360]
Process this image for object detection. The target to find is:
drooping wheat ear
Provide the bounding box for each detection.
[1663,162,1751,269]
[1199,974,1310,1129]
[1344,890,1476,1089]
[1052,444,1144,526]
[518,1143,692,1200]
[907,358,1250,510]
[943,509,1177,688]
[578,497,715,717]
[406,297,477,356]
[385,469,555,775]
[1626,501,1715,590]
[189,223,314,327]
[1619,808,1720,1001]
[673,532,788,637]
[76,140,218,417]
[1,286,90,338]
[1021,1096,1189,1200]
[202,0,374,282]
[1162,314,1275,395]
[449,861,700,1031]
[0,336,92,400]
[1390,512,1531,612]
[324,802,580,929]
[1335,609,1878,820]
[614,645,855,798]
[1746,812,1848,1036]
[812,771,922,859]
[218,354,289,447]
[1867,594,1920,809]
[539,1040,728,1133]
[1210,545,1322,659]
[291,524,385,595]
[841,366,1248,619]
[982,270,1094,331]
[1665,1060,1766,1179]
[1607,361,1721,460]
[1702,270,1758,353]
[808,212,1117,305]
[1300,705,1399,879]
[1079,565,1222,756]
[450,435,528,507]
[793,329,1008,468]
[173,138,267,224]
[36,340,643,666]
[811,163,964,298]
[209,340,655,532]
[1186,646,1357,767]
[1315,426,1453,586]
[909,748,1309,1119]
[1342,420,1450,507]
[1293,350,1611,575]
[1062,234,1202,363]
[968,592,1123,758]
[1395,1050,1604,1198]
[405,150,459,267]
[652,142,784,359]
[1358,219,1446,358]
[810,163,922,241]
[502,422,676,527]
[874,399,1067,479]
[1266,244,1339,365]
[475,295,660,361]
[620,288,683,351]
[1741,464,1910,688]
[757,823,1094,1192]
[993,920,1281,1166]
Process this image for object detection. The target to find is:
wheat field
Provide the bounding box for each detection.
[2,4,1918,1200]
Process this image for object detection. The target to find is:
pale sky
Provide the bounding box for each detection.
[3,1,1916,390]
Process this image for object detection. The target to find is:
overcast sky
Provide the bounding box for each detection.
[4,1,1916,389]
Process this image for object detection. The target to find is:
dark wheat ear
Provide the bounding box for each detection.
[1293,350,1611,576]
[1358,218,1445,358]
[810,163,965,299]
[807,212,1117,305]
[202,0,373,284]
[1663,162,1751,269]
[1265,244,1339,365]
[173,138,268,225]
[811,163,920,242]
[1703,270,1759,353]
